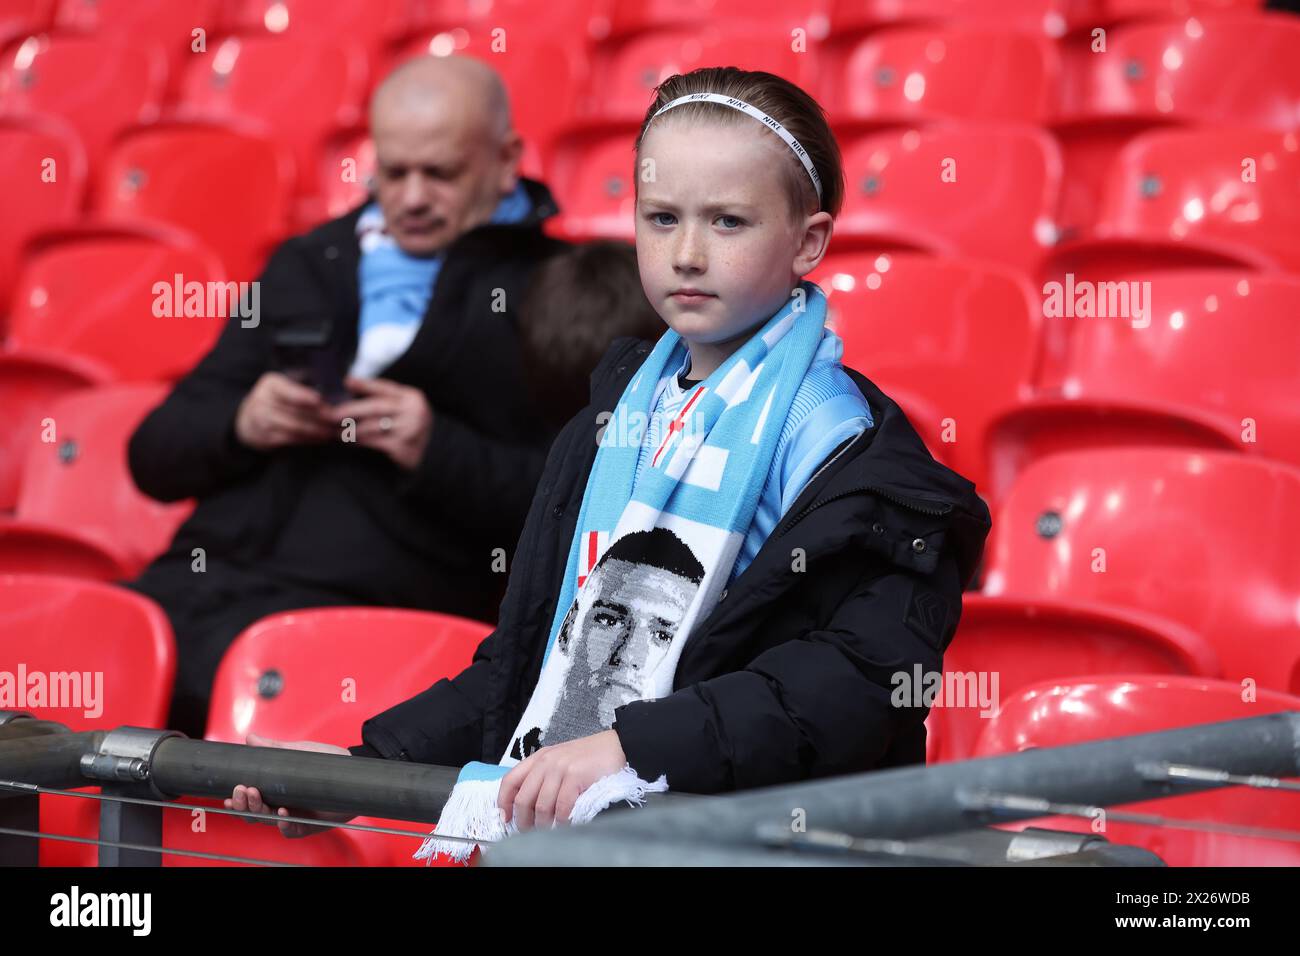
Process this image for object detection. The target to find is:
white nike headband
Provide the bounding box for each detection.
[649,92,824,203]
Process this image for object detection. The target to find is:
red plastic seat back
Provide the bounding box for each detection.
[0,574,174,729]
[822,27,1058,125]
[177,35,368,199]
[0,523,127,579]
[1002,271,1300,472]
[225,0,410,52]
[0,34,167,173]
[547,127,639,241]
[983,449,1300,695]
[96,120,294,280]
[596,0,818,39]
[579,25,808,123]
[974,675,1300,866]
[15,384,193,572]
[930,594,1221,762]
[1085,127,1300,272]
[838,125,1063,272]
[812,252,1039,495]
[206,607,490,745]
[9,226,228,381]
[320,132,375,220]
[1062,13,1300,128]
[204,606,490,867]
[0,355,98,509]
[53,0,224,68]
[824,0,1083,37]
[0,115,85,317]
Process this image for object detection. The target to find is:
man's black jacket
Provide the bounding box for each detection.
[128,178,568,622]
[350,335,994,794]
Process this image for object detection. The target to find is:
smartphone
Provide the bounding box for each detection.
[270,317,353,405]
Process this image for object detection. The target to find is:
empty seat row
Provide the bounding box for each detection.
[2,256,1296,528]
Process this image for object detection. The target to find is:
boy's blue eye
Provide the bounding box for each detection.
[717,215,743,229]
[648,212,676,227]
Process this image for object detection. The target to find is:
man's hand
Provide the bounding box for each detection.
[234,372,334,450]
[224,733,356,839]
[497,730,628,831]
[324,375,435,471]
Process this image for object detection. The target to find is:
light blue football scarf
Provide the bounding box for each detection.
[416,281,829,863]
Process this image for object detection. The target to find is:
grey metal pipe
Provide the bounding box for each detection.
[0,719,71,742]
[0,732,104,790]
[0,731,686,827]
[147,739,460,822]
[490,712,1300,863]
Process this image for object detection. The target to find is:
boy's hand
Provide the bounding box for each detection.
[497,729,628,831]
[224,733,356,838]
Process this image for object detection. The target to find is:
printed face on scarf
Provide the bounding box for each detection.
[556,555,698,731]
[510,530,705,759]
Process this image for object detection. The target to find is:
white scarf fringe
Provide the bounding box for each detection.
[413,764,668,865]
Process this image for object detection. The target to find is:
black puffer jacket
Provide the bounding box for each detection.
[128,178,568,622]
[350,335,993,793]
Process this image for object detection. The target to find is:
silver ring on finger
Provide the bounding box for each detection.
[379,416,394,433]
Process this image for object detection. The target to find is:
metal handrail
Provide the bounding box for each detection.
[484,711,1300,866]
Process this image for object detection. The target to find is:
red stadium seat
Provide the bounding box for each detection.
[1059,13,1300,128]
[3,384,192,576]
[177,34,368,215]
[836,124,1063,272]
[0,0,53,35]
[811,253,1040,497]
[53,0,224,72]
[5,224,228,381]
[224,0,411,54]
[546,126,638,240]
[928,594,1220,763]
[95,119,294,280]
[974,675,1300,866]
[1048,128,1300,275]
[0,114,85,322]
[206,606,490,866]
[0,573,174,866]
[0,574,174,729]
[0,521,127,579]
[982,449,1300,696]
[592,0,823,41]
[988,271,1300,502]
[577,25,808,123]
[1097,0,1267,22]
[0,34,168,177]
[0,353,99,509]
[320,130,375,220]
[825,0,1084,37]
[1052,13,1300,236]
[820,27,1059,127]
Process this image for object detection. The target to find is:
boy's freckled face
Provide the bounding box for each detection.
[635,120,806,348]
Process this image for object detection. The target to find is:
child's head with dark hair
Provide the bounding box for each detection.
[519,240,663,426]
[630,67,844,376]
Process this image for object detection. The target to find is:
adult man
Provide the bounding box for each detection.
[125,56,568,737]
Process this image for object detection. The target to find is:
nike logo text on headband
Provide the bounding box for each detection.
[650,92,823,202]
